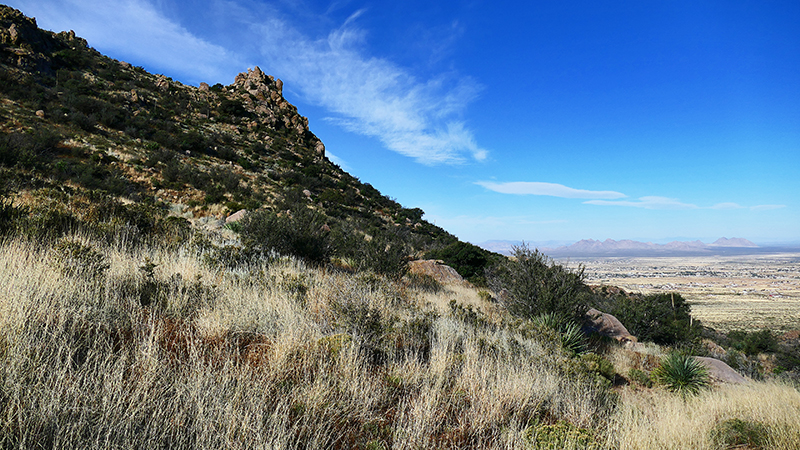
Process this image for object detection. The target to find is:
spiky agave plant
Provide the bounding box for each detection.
[652,352,710,396]
[533,313,587,356]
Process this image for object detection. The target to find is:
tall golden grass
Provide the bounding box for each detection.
[0,233,798,449]
[0,234,609,449]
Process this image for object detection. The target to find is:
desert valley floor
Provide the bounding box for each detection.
[555,253,800,332]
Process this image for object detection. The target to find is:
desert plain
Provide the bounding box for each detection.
[555,252,800,332]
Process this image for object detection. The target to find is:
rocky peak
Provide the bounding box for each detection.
[233,66,282,99]
[230,66,325,160]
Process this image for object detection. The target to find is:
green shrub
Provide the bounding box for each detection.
[598,292,700,345]
[0,129,62,168]
[727,329,778,356]
[333,227,409,278]
[0,194,27,235]
[490,244,591,323]
[333,299,391,366]
[448,300,490,329]
[425,240,500,286]
[723,348,763,380]
[627,368,653,388]
[652,352,709,396]
[710,418,768,449]
[240,206,331,266]
[580,353,615,381]
[53,239,110,279]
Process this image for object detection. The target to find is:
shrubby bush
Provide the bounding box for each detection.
[0,191,27,236]
[0,129,62,168]
[240,206,331,266]
[425,240,501,286]
[710,418,769,449]
[596,292,700,346]
[489,244,591,323]
[525,421,601,450]
[727,329,778,356]
[329,223,410,278]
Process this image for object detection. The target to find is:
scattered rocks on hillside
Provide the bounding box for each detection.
[408,260,465,285]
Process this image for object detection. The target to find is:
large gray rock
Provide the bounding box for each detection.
[694,356,750,384]
[584,308,637,344]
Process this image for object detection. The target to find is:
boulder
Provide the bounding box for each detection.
[225,209,247,224]
[584,308,637,344]
[694,356,749,384]
[408,260,465,285]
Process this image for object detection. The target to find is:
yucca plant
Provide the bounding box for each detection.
[652,352,710,396]
[533,312,587,356]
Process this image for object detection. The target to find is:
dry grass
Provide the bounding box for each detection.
[0,234,611,449]
[605,382,800,450]
[2,234,799,449]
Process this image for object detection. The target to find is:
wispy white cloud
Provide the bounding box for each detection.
[751,204,786,211]
[586,198,787,211]
[10,0,246,84]
[476,181,626,199]
[584,196,700,210]
[710,202,745,210]
[252,10,486,165]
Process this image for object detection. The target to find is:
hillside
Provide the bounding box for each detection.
[0,4,491,275]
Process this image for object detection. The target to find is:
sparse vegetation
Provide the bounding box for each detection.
[710,418,770,449]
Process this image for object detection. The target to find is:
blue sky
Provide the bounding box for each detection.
[11,0,799,245]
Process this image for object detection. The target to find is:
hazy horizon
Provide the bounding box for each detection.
[10,0,798,243]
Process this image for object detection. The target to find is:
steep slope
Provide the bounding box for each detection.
[0,5,457,264]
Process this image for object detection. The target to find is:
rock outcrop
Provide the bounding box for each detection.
[0,7,72,74]
[230,66,325,161]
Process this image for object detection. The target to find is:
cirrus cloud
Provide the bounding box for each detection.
[584,196,700,210]
[475,181,626,199]
[252,9,487,165]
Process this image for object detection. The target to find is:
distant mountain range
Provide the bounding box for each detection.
[479,237,772,256]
